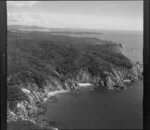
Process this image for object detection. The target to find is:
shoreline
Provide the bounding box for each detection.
[39,79,143,129]
[7,27,143,129]
[45,78,140,102]
[44,83,93,102]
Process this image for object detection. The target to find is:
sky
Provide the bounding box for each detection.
[7,1,143,31]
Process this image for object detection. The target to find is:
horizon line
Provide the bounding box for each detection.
[8,24,143,32]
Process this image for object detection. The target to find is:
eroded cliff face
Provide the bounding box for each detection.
[7,82,60,129]
[7,62,143,130]
[7,29,143,129]
[64,62,143,91]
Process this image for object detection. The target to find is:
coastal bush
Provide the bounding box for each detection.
[7,27,137,129]
[7,86,29,111]
[8,29,133,91]
[8,86,29,102]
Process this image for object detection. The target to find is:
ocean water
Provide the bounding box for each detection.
[17,28,143,63]
[38,30,143,129]
[51,29,143,63]
[99,30,143,63]
[40,80,143,129]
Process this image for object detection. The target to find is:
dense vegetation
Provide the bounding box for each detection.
[7,27,135,130]
[8,29,133,91]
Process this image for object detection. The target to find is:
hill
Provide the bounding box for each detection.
[7,27,142,129]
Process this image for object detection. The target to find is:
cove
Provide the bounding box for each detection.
[39,80,143,129]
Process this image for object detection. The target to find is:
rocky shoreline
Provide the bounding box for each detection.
[7,29,143,130]
[7,61,143,130]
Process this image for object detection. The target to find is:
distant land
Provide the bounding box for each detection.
[7,24,143,130]
[8,25,103,35]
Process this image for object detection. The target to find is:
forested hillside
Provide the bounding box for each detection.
[7,28,142,130]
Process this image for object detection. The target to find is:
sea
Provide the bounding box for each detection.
[39,29,143,129]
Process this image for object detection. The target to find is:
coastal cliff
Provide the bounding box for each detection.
[7,29,143,129]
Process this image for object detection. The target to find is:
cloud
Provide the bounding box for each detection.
[7,1,39,7]
[7,12,143,31]
[8,13,41,26]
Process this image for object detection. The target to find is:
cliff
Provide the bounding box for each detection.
[7,29,143,129]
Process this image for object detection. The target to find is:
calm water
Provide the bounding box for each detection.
[38,30,143,129]
[40,80,143,129]
[51,30,143,63]
[99,30,143,63]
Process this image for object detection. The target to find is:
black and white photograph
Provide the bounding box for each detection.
[5,1,143,129]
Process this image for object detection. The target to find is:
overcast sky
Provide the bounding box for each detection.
[7,1,143,31]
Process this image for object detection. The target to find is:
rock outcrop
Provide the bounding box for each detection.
[65,61,143,91]
[7,85,54,129]
[7,28,143,129]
